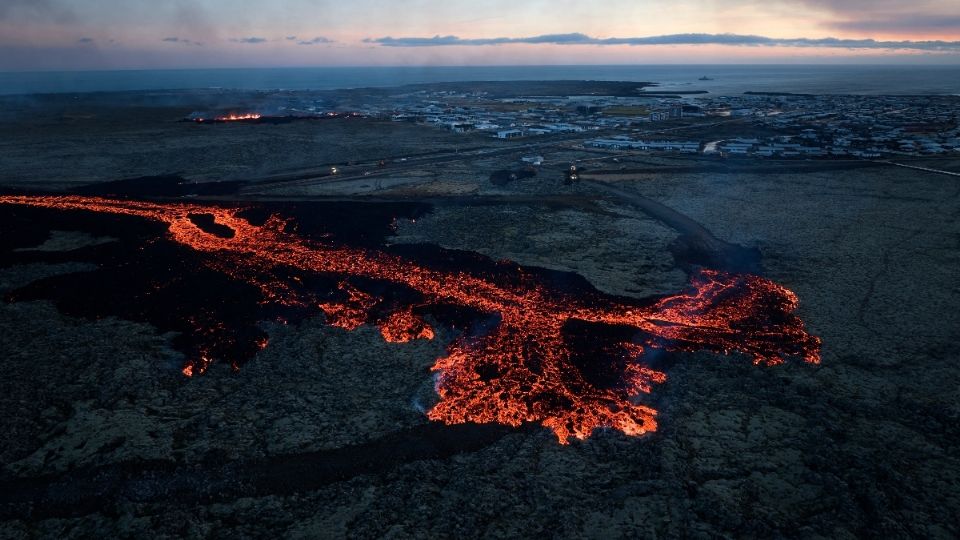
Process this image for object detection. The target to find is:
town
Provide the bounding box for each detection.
[349,89,960,160]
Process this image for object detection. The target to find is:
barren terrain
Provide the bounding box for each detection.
[0,90,957,539]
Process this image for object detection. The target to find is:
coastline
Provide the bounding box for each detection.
[1,64,958,96]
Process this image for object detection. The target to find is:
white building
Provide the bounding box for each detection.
[587,138,700,153]
[521,155,544,165]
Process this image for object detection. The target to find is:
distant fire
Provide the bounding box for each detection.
[0,195,820,444]
[217,113,261,122]
[193,113,262,123]
[188,111,363,124]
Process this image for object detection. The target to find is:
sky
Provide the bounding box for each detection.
[1,0,959,70]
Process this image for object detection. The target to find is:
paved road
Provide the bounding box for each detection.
[241,118,750,195]
[580,178,762,273]
[241,134,586,195]
[876,160,960,178]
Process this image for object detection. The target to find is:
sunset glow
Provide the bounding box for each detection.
[1,0,958,70]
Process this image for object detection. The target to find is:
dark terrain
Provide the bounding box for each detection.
[0,85,958,539]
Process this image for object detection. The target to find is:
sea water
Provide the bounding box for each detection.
[0,64,958,96]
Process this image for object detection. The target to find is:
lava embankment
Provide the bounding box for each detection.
[0,195,821,444]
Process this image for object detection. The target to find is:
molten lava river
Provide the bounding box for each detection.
[0,195,820,444]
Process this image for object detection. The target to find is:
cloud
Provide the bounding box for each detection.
[794,0,960,34]
[297,36,333,45]
[285,35,297,41]
[365,32,960,51]
[826,15,960,34]
[162,36,202,46]
[796,0,945,15]
[0,0,75,23]
[230,36,267,44]
[77,37,94,44]
[364,33,593,47]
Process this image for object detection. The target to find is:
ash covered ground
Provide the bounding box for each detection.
[0,88,958,539]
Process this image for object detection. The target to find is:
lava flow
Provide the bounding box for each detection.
[195,113,262,123]
[0,195,821,444]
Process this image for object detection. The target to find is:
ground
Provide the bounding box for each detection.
[0,92,958,539]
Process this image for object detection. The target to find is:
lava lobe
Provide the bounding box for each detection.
[0,195,821,443]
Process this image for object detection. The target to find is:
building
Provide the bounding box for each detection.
[587,138,700,153]
[521,155,544,165]
[449,123,474,133]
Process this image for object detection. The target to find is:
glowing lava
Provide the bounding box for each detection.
[378,308,435,343]
[195,113,262,123]
[0,195,821,444]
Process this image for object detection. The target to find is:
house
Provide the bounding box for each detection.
[587,138,699,153]
[521,155,544,165]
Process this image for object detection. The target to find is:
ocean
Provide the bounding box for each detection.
[0,65,958,96]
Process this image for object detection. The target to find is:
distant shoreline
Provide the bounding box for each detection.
[1,65,957,97]
[2,83,955,101]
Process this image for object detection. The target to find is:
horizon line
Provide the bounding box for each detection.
[3,62,960,75]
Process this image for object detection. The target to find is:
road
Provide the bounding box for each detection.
[875,160,960,178]
[240,117,750,195]
[579,178,761,273]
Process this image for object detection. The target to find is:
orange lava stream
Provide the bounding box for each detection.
[215,113,262,122]
[0,195,821,443]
